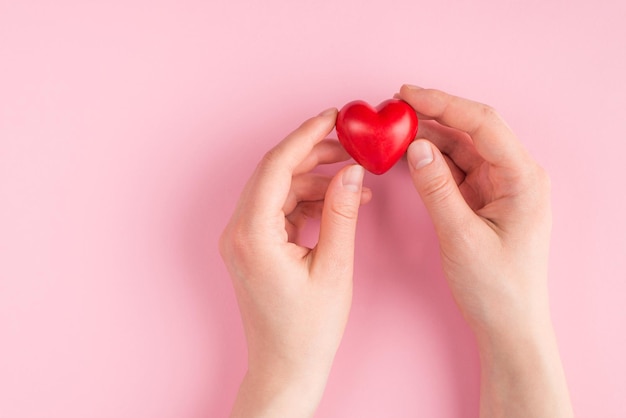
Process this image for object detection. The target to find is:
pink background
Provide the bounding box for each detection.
[1,1,625,417]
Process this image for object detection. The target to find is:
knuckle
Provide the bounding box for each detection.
[260,147,282,169]
[329,196,359,222]
[428,87,445,98]
[218,228,229,259]
[326,262,352,284]
[429,88,449,107]
[421,174,455,204]
[480,104,499,120]
[535,165,552,195]
[223,223,254,264]
[467,102,502,137]
[260,144,300,175]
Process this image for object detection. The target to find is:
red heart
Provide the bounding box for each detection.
[336,99,418,175]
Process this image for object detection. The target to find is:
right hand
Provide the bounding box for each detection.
[398,85,552,340]
[399,85,573,417]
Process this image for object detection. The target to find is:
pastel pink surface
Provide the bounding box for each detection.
[1,1,625,417]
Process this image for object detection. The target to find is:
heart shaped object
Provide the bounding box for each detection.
[336,99,418,175]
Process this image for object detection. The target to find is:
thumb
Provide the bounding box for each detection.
[407,139,475,238]
[313,164,365,277]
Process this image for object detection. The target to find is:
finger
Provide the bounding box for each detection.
[283,173,332,215]
[417,119,483,173]
[284,173,372,215]
[399,86,529,168]
[285,217,299,244]
[311,165,365,280]
[458,179,486,212]
[406,140,478,239]
[394,93,437,120]
[441,152,485,211]
[360,187,373,205]
[285,187,372,229]
[285,200,325,243]
[294,139,351,175]
[244,109,338,220]
[443,153,466,186]
[285,188,372,243]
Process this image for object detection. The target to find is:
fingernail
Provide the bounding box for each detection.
[403,84,423,90]
[342,165,364,192]
[318,107,337,117]
[393,93,402,99]
[407,141,433,169]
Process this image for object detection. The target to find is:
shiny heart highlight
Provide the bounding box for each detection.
[336,99,418,175]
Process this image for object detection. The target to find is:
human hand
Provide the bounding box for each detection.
[399,85,551,336]
[219,108,370,418]
[399,86,572,417]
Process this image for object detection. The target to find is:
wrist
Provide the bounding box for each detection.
[463,280,553,345]
[474,313,557,365]
[472,308,558,372]
[230,365,330,418]
[474,314,573,417]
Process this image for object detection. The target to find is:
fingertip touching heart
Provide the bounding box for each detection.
[336,99,418,175]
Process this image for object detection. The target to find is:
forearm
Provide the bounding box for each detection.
[476,317,573,418]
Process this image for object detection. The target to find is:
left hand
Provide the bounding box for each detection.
[219,108,371,418]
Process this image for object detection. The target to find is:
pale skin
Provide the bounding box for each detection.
[219,86,574,417]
